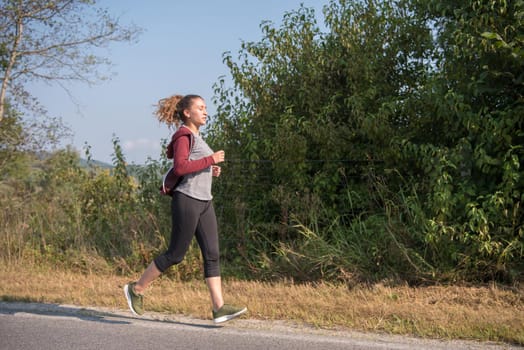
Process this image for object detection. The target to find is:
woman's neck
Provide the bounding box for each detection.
[182,123,199,134]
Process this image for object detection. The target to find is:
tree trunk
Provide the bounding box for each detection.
[0,16,23,122]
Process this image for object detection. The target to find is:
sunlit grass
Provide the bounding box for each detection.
[1,263,522,345]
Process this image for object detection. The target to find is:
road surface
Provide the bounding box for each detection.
[0,302,518,350]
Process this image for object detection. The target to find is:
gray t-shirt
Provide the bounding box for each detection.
[175,131,214,201]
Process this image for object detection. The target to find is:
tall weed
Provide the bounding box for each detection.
[267,180,439,284]
[0,141,204,278]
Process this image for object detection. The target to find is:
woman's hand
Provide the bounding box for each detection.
[212,150,225,164]
[212,165,221,177]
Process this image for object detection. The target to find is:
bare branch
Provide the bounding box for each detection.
[0,0,143,121]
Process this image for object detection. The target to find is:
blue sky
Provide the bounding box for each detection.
[30,0,327,164]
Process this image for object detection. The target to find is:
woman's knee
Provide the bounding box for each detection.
[154,253,183,272]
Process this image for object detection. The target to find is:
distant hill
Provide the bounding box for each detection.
[78,158,114,169]
[77,159,148,179]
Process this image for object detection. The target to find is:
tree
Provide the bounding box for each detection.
[0,0,142,121]
[210,0,432,217]
[209,0,523,282]
[208,0,437,280]
[0,103,28,179]
[400,0,524,280]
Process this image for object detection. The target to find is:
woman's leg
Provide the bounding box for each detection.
[195,201,247,322]
[124,193,200,316]
[194,201,224,310]
[134,262,161,294]
[135,192,200,294]
[205,276,224,311]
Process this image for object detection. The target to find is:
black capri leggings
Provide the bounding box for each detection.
[154,191,220,278]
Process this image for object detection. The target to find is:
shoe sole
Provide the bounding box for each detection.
[213,307,247,324]
[123,284,140,316]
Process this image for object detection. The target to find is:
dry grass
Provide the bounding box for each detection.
[1,263,522,345]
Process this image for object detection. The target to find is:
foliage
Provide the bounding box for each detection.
[0,0,522,285]
[0,104,28,179]
[397,0,524,281]
[0,137,203,278]
[208,0,523,283]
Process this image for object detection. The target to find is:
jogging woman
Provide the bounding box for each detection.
[124,94,247,323]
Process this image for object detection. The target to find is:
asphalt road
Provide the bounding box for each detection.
[0,302,519,350]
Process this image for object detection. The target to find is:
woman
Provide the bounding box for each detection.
[124,94,247,323]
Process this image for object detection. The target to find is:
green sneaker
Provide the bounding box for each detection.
[212,304,247,324]
[124,282,144,316]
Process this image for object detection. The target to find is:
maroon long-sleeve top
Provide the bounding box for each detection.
[167,126,215,177]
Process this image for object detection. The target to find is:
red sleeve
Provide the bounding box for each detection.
[172,135,215,176]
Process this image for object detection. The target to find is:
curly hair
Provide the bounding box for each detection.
[154,94,202,128]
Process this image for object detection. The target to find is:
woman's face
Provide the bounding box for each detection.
[185,98,207,128]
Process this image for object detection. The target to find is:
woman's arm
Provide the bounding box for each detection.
[172,135,215,176]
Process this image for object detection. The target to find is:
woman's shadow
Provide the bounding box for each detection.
[0,299,223,329]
